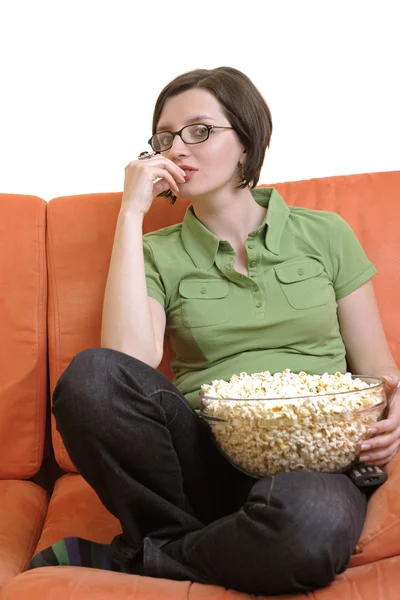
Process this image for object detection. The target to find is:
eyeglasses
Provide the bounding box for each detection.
[148,123,233,152]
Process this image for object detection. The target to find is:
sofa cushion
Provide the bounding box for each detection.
[46,192,180,472]
[35,474,121,552]
[33,464,400,573]
[0,194,47,478]
[46,172,400,568]
[0,480,48,587]
[4,555,400,599]
[267,170,400,365]
[350,454,400,567]
[47,171,400,472]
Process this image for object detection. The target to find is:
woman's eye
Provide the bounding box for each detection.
[160,133,173,146]
[192,125,208,136]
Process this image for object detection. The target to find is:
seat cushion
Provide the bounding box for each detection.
[45,172,400,571]
[34,460,400,571]
[3,555,400,599]
[0,194,47,478]
[0,480,48,587]
[35,474,121,552]
[350,454,400,567]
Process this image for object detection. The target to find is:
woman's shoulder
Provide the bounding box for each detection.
[143,223,183,246]
[287,206,349,237]
[288,205,344,223]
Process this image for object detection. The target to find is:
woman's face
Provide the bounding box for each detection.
[156,88,246,198]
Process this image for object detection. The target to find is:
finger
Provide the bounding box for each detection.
[360,440,400,464]
[387,451,400,464]
[364,456,391,467]
[361,445,400,466]
[382,375,400,390]
[153,178,173,197]
[361,429,399,453]
[366,417,398,435]
[150,167,181,193]
[143,157,186,182]
[169,162,187,181]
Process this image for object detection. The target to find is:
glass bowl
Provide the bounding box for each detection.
[199,376,387,477]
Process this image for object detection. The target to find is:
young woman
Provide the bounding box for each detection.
[30,67,400,596]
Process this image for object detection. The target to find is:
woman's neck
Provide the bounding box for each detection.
[190,186,267,247]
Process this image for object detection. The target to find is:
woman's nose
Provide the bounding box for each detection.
[168,133,189,157]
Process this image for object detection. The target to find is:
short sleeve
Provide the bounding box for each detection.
[329,213,377,299]
[143,240,166,308]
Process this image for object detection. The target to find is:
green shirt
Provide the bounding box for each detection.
[143,188,377,410]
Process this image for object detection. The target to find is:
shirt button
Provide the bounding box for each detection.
[297,268,304,276]
[250,261,256,267]
[226,264,232,271]
[248,244,254,249]
[256,301,262,308]
[200,287,207,294]
[253,285,259,292]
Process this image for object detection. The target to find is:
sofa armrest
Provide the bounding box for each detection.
[350,454,400,567]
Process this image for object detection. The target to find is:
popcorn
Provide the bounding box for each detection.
[200,369,386,476]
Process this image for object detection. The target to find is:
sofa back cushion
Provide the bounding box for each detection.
[47,171,400,472]
[0,194,47,478]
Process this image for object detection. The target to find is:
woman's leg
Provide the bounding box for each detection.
[48,347,256,574]
[161,470,367,595]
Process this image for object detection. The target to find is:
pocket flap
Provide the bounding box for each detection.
[179,280,229,299]
[274,260,324,283]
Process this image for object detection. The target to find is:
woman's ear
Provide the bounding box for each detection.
[240,148,248,167]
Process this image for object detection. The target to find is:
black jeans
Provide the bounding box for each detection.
[52,348,367,596]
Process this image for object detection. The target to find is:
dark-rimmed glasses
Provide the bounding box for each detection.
[148,123,233,152]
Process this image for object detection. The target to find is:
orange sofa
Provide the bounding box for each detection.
[1,170,400,599]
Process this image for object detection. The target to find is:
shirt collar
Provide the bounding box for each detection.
[253,187,290,255]
[181,187,289,269]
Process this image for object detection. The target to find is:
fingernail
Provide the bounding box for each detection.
[359,455,370,461]
[368,428,377,434]
[361,444,371,451]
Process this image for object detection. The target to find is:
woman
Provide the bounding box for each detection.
[30,67,400,596]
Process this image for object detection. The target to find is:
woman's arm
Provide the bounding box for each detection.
[337,280,400,465]
[337,279,399,377]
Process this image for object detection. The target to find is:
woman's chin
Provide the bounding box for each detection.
[176,181,194,197]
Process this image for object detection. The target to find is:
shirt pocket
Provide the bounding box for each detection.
[274,260,329,309]
[179,280,229,328]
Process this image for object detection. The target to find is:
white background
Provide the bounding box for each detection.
[0,0,399,200]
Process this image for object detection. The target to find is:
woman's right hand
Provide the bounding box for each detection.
[121,155,187,216]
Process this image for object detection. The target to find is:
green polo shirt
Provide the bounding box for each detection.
[143,188,377,411]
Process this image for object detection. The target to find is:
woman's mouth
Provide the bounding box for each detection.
[183,170,195,183]
[178,165,198,183]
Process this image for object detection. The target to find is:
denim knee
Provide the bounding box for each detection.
[144,472,366,595]
[52,347,115,429]
[244,471,366,590]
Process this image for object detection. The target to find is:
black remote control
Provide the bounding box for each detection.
[346,464,388,488]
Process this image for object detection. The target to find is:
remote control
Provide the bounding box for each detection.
[347,464,388,488]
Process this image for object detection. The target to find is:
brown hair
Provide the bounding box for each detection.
[152,66,273,204]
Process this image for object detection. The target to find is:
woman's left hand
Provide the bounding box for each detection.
[359,375,400,466]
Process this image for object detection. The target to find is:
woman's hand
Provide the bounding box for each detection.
[359,374,400,466]
[121,155,186,216]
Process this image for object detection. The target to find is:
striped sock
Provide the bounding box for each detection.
[29,537,127,572]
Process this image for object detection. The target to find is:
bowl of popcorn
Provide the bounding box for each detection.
[199,369,387,477]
